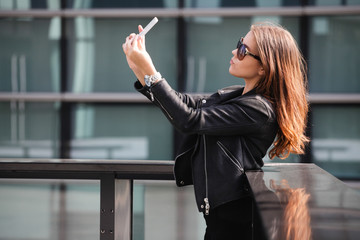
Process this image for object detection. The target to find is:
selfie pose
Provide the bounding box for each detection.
[123,22,309,239]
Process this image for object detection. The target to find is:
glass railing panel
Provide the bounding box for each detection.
[133,180,206,240]
[0,178,205,240]
[0,179,100,240]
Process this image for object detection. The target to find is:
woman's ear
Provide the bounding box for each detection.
[258,66,265,77]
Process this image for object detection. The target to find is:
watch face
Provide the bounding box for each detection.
[144,76,151,87]
[144,72,161,87]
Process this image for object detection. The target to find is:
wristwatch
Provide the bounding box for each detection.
[144,72,162,87]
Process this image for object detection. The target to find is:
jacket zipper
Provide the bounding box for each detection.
[217,141,244,172]
[150,90,173,121]
[198,98,210,215]
[203,134,210,215]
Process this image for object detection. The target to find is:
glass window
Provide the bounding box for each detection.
[0,102,60,158]
[66,0,176,8]
[184,0,302,8]
[348,0,360,5]
[0,18,61,92]
[308,0,360,6]
[185,16,299,93]
[308,16,360,93]
[0,0,60,9]
[312,105,360,178]
[66,17,177,93]
[71,104,173,160]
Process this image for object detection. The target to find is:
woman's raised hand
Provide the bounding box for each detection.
[122,25,157,86]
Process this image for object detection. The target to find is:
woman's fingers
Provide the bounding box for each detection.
[123,33,137,54]
[123,30,147,55]
[132,34,145,52]
[126,33,136,46]
[138,26,145,47]
[122,32,150,70]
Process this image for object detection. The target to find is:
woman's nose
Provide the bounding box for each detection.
[232,49,237,56]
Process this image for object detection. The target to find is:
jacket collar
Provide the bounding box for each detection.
[242,87,257,97]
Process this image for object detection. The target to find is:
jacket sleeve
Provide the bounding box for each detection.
[135,80,207,109]
[135,79,274,136]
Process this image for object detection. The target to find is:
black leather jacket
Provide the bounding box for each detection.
[135,79,278,215]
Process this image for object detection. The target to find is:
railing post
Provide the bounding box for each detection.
[115,178,133,240]
[100,174,133,240]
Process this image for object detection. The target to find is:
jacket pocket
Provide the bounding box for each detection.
[217,141,244,172]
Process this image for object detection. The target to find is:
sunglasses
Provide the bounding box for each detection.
[236,37,261,62]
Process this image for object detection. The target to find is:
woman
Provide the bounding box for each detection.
[123,22,309,239]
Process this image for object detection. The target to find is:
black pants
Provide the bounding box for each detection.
[203,196,253,240]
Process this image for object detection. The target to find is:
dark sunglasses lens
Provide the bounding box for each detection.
[236,40,241,49]
[237,44,245,60]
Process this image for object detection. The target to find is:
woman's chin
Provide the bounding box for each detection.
[228,67,237,77]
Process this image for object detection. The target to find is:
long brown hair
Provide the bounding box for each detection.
[251,22,309,159]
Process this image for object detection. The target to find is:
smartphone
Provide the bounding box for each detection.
[139,17,158,36]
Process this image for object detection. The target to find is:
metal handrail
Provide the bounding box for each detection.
[0,158,174,179]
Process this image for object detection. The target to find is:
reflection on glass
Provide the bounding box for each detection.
[71,104,173,160]
[184,0,302,8]
[308,0,360,6]
[0,18,60,92]
[133,180,205,240]
[66,0,175,8]
[0,102,60,158]
[309,16,360,93]
[311,105,360,178]
[186,17,299,92]
[66,17,177,93]
[270,179,312,240]
[0,0,60,9]
[71,17,95,93]
[0,179,99,240]
[264,152,300,163]
[0,179,204,240]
